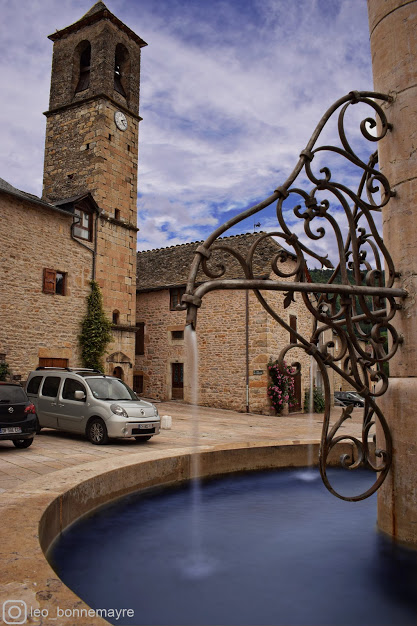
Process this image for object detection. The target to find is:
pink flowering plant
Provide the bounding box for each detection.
[267,360,296,415]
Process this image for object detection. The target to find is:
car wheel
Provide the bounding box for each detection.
[13,438,34,449]
[87,418,109,445]
[134,436,152,442]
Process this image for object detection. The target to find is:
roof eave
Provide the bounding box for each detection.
[48,7,147,48]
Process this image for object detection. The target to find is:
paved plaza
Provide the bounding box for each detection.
[0,401,364,493]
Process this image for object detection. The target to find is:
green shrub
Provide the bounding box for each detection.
[304,386,325,413]
[79,281,112,372]
[0,361,10,381]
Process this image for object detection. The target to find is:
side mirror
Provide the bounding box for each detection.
[74,390,86,401]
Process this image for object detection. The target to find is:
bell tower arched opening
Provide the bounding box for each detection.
[74,40,91,94]
[114,43,130,99]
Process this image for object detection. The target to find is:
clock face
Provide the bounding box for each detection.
[114,111,128,131]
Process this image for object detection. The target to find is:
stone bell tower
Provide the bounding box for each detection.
[42,1,147,382]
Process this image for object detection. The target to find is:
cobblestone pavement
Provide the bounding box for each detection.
[0,401,364,493]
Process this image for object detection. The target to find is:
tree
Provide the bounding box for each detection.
[79,281,112,371]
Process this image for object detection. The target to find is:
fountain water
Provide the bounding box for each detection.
[297,356,318,482]
[49,468,416,626]
[183,325,216,578]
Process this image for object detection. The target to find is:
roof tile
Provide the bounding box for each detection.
[137,232,292,291]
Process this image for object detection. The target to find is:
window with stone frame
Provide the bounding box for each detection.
[170,287,186,311]
[43,269,67,296]
[73,206,93,241]
[135,323,145,355]
[133,374,144,395]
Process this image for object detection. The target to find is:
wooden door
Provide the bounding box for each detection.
[171,363,184,400]
[38,358,69,368]
[290,372,302,412]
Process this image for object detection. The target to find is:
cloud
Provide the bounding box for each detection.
[0,0,380,265]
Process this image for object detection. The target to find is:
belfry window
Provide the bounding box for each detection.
[114,44,129,97]
[75,42,91,93]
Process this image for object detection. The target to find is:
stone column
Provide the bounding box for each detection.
[367,0,417,546]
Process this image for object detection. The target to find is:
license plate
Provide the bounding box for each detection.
[0,427,22,434]
[139,423,154,430]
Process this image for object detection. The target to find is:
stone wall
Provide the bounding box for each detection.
[0,195,92,380]
[136,261,315,414]
[43,98,139,224]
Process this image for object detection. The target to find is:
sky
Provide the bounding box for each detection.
[0,0,380,267]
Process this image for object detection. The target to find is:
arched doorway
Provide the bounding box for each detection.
[113,366,124,380]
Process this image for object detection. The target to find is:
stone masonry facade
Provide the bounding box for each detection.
[0,192,91,377]
[136,234,313,414]
[0,3,145,386]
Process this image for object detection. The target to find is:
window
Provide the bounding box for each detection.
[170,287,186,311]
[75,41,91,93]
[73,208,93,241]
[114,43,129,97]
[112,310,120,325]
[62,378,86,402]
[43,269,67,295]
[41,376,61,398]
[0,385,27,403]
[27,376,43,395]
[289,315,297,344]
[133,375,143,394]
[135,323,144,355]
[171,330,184,340]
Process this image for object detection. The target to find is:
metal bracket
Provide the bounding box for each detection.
[182,91,407,501]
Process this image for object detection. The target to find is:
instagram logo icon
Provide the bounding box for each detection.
[2,600,27,624]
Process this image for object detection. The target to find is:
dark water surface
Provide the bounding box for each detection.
[50,468,417,626]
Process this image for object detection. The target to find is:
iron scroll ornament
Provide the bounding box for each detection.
[180,91,407,501]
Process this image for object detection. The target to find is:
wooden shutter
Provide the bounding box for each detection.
[43,269,56,294]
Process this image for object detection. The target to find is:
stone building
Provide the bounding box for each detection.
[135,233,314,414]
[0,2,145,385]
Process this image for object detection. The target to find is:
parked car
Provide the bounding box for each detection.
[334,391,365,407]
[26,368,160,445]
[0,382,37,448]
[334,396,348,407]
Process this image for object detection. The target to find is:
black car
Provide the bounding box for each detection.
[334,391,365,407]
[0,382,37,448]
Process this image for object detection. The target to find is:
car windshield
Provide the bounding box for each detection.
[86,378,137,401]
[0,386,27,403]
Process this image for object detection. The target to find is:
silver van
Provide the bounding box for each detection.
[26,368,160,444]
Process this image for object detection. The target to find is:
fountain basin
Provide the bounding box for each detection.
[49,467,416,626]
[0,441,354,625]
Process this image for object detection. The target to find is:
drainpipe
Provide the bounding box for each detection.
[245,290,249,413]
[70,212,98,281]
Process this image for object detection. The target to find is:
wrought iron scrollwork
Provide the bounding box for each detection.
[181,91,407,501]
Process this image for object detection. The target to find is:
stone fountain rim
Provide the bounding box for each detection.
[0,440,352,625]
